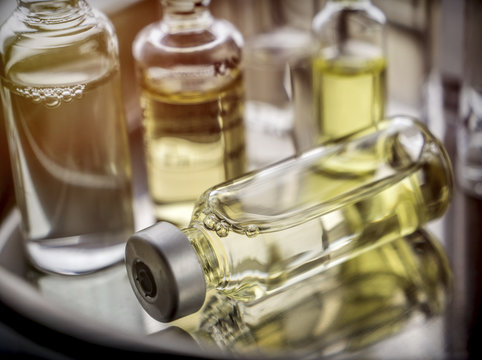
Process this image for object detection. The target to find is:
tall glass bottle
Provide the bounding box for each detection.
[168,229,451,359]
[132,0,247,227]
[312,0,387,142]
[0,0,135,275]
[125,116,453,322]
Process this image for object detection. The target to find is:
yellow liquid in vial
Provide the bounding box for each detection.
[187,230,450,358]
[141,74,246,226]
[189,127,452,299]
[313,56,386,141]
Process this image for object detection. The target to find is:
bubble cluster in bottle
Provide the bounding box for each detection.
[14,84,85,108]
[200,208,260,238]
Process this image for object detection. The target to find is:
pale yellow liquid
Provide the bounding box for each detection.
[313,55,386,141]
[187,230,450,358]
[191,159,449,299]
[187,120,452,299]
[1,51,134,273]
[141,74,246,226]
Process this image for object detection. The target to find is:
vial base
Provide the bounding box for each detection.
[26,231,129,275]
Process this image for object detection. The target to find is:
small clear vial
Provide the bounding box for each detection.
[0,0,135,275]
[312,0,387,141]
[125,116,453,322]
[132,0,247,227]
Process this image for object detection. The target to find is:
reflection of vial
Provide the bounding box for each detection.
[0,0,134,275]
[174,229,451,359]
[312,0,387,141]
[132,0,247,227]
[125,116,453,322]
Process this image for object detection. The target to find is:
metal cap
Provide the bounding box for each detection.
[125,222,206,322]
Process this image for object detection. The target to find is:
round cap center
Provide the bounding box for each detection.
[133,260,157,298]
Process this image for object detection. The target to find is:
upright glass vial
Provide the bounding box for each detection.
[132,0,247,227]
[0,0,135,275]
[312,0,387,141]
[125,116,453,322]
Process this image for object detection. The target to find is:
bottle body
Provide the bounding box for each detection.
[312,0,387,141]
[185,116,452,299]
[0,0,134,275]
[183,229,451,358]
[125,116,453,321]
[132,1,246,227]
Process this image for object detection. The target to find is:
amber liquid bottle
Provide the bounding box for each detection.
[132,0,247,227]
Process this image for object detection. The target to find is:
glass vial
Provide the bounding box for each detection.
[312,0,387,141]
[132,0,247,227]
[125,115,453,322]
[457,0,482,198]
[174,229,451,359]
[0,0,135,275]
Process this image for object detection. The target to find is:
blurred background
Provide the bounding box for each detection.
[1,0,481,359]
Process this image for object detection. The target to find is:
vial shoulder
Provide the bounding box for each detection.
[312,4,385,36]
[0,7,119,84]
[132,18,243,69]
[0,6,117,56]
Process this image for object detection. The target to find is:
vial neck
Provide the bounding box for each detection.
[161,0,213,31]
[17,0,82,8]
[183,224,226,290]
[16,0,89,25]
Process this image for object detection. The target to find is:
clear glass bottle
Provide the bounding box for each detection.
[132,0,247,227]
[171,229,451,359]
[312,0,387,141]
[457,0,482,198]
[125,116,453,322]
[0,0,135,275]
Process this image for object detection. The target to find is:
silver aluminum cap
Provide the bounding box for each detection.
[125,222,206,322]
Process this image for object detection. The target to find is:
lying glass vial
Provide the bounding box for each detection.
[125,115,453,322]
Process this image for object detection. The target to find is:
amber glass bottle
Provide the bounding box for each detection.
[132,0,247,227]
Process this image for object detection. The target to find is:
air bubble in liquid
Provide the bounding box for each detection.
[45,95,60,108]
[62,90,73,102]
[203,214,218,230]
[15,84,85,107]
[245,224,259,238]
[215,221,230,237]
